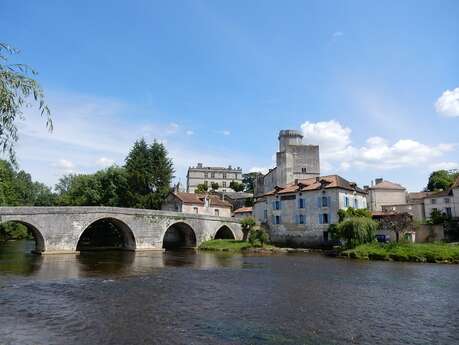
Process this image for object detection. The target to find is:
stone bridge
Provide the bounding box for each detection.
[0,207,242,254]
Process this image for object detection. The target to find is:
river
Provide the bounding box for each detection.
[0,240,458,345]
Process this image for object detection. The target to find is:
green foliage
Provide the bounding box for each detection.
[0,222,31,242]
[244,197,254,207]
[56,166,129,207]
[229,181,244,192]
[379,212,417,242]
[426,170,459,192]
[199,239,252,252]
[240,216,256,241]
[248,227,269,246]
[337,207,371,222]
[0,43,52,164]
[336,217,379,249]
[428,208,449,225]
[242,172,259,193]
[124,139,174,209]
[0,159,55,207]
[210,182,219,191]
[195,183,208,194]
[344,243,459,263]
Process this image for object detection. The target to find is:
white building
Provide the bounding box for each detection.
[365,178,407,211]
[253,175,367,247]
[162,192,232,217]
[186,163,243,193]
[254,130,320,197]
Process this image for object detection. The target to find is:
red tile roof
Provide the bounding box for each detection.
[371,180,406,190]
[263,175,366,196]
[233,207,253,214]
[171,192,232,208]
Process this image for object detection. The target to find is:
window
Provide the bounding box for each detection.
[299,214,305,224]
[319,213,329,224]
[301,167,307,173]
[446,208,452,218]
[222,181,227,188]
[444,198,450,204]
[344,195,349,207]
[193,207,198,214]
[204,173,208,178]
[264,209,268,221]
[211,172,215,178]
[223,173,227,179]
[298,198,305,208]
[214,209,219,216]
[431,199,437,204]
[321,196,329,207]
[275,215,281,224]
[354,198,358,208]
[275,200,281,210]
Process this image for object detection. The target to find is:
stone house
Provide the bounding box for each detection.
[233,207,253,219]
[186,163,243,193]
[253,175,367,247]
[162,192,232,217]
[365,178,407,211]
[210,191,254,210]
[424,189,456,219]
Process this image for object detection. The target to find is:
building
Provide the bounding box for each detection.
[162,192,232,217]
[233,207,253,219]
[186,163,243,193]
[381,202,426,222]
[253,175,367,247]
[424,190,456,219]
[210,191,253,210]
[365,178,407,211]
[254,130,320,197]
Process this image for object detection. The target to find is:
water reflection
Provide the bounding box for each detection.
[0,240,246,279]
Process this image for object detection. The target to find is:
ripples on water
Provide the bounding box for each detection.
[0,240,458,345]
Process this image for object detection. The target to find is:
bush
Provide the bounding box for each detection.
[336,217,379,249]
[248,227,269,247]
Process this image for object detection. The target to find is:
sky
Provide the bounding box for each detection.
[1,0,458,192]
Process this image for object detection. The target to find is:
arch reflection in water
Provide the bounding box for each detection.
[162,222,197,250]
[77,218,136,251]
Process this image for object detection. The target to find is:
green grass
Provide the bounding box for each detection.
[199,239,275,252]
[343,242,459,263]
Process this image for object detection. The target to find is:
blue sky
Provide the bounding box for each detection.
[2,0,458,191]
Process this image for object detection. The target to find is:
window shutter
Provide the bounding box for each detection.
[295,215,299,224]
[272,201,275,209]
[319,214,323,224]
[272,215,275,224]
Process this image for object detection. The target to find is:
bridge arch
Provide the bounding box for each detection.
[214,225,236,240]
[0,219,45,253]
[162,221,197,250]
[76,217,136,251]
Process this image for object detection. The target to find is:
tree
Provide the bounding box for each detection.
[0,43,52,164]
[124,139,174,209]
[229,181,244,192]
[426,170,459,192]
[211,182,219,191]
[336,217,379,249]
[240,216,256,241]
[242,172,259,193]
[428,208,448,225]
[195,183,208,194]
[378,213,416,242]
[248,226,269,247]
[337,207,372,222]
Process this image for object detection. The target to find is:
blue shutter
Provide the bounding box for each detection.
[272,201,275,209]
[278,216,281,224]
[272,215,275,224]
[295,214,299,224]
[319,214,323,224]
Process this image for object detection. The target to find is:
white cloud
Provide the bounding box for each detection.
[166,122,179,134]
[52,159,76,174]
[186,130,194,136]
[96,157,115,167]
[300,120,455,173]
[221,130,231,136]
[332,31,344,38]
[429,161,459,171]
[435,87,459,117]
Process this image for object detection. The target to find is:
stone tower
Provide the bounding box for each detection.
[276,130,320,186]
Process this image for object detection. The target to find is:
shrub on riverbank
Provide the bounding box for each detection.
[199,239,276,252]
[343,243,459,263]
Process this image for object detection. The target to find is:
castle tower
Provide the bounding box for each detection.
[276,130,320,186]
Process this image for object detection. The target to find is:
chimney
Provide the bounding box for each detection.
[375,178,383,185]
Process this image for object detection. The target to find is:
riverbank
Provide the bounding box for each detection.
[198,239,311,253]
[342,243,459,264]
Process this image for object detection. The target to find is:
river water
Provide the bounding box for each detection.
[0,240,458,345]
